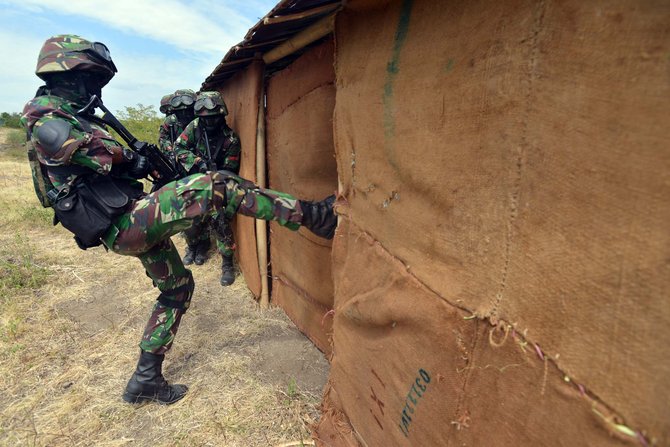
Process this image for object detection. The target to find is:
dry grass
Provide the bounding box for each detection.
[0,128,326,447]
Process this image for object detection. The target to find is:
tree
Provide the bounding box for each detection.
[112,104,162,145]
[0,112,22,128]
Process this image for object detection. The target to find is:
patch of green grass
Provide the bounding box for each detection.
[1,128,28,161]
[287,377,298,398]
[19,204,53,227]
[0,233,50,300]
[1,318,20,340]
[7,128,26,146]
[8,343,26,354]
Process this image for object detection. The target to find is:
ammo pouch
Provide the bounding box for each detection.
[53,175,132,249]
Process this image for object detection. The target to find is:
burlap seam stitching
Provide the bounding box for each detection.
[488,0,547,321]
[266,80,335,120]
[339,215,653,445]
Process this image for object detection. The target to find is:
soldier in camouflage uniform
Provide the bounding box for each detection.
[157,93,172,154]
[21,35,337,405]
[159,94,171,116]
[157,89,196,157]
[172,91,241,285]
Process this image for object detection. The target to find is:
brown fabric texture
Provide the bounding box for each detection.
[218,60,263,297]
[318,0,670,445]
[317,219,638,446]
[266,39,338,354]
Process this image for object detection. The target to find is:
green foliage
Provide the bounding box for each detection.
[287,377,298,398]
[0,112,22,128]
[2,128,28,161]
[112,104,162,145]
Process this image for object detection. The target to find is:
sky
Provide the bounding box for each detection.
[0,0,278,114]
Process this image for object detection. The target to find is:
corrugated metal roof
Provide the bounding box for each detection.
[201,0,342,89]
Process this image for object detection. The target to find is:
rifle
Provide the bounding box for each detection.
[78,95,187,188]
[169,123,176,145]
[201,128,217,171]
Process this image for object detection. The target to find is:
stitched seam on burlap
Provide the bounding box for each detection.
[488,0,547,320]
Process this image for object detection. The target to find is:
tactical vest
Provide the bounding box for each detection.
[194,126,236,167]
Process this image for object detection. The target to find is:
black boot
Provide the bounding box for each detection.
[122,351,188,405]
[220,254,235,286]
[182,244,197,265]
[194,240,210,265]
[299,195,337,239]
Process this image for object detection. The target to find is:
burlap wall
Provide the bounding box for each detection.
[217,61,263,297]
[316,0,670,445]
[266,39,338,354]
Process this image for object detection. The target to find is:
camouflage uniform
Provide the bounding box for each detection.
[173,116,241,258]
[158,113,178,154]
[157,93,174,156]
[158,89,196,157]
[22,94,304,354]
[24,34,336,405]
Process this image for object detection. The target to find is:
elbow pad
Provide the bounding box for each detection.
[35,120,72,156]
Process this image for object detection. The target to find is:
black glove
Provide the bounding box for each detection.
[299,195,337,239]
[197,160,210,173]
[123,148,150,179]
[190,159,209,174]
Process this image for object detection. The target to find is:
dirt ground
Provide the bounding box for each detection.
[56,238,330,397]
[0,127,329,446]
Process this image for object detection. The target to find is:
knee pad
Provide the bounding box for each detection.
[157,270,195,312]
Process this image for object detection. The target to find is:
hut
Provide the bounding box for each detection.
[202,1,670,445]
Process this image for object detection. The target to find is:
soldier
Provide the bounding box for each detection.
[158,89,196,156]
[157,93,173,154]
[172,91,241,285]
[21,35,336,405]
[159,94,172,116]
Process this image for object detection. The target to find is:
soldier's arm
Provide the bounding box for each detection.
[158,122,170,154]
[33,114,124,175]
[172,121,202,172]
[222,130,241,174]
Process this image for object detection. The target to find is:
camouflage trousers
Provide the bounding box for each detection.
[101,171,303,354]
[183,212,235,257]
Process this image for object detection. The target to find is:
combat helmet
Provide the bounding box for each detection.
[194,91,228,117]
[159,94,172,114]
[36,34,117,86]
[170,89,197,110]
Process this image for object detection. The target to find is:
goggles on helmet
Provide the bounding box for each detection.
[194,96,222,112]
[88,42,112,62]
[43,40,116,72]
[76,42,116,73]
[170,94,195,108]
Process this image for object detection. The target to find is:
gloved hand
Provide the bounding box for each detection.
[192,158,209,174]
[123,148,150,179]
[299,195,337,239]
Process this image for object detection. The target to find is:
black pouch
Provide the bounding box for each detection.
[53,175,131,249]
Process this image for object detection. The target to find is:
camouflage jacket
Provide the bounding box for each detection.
[173,118,240,174]
[157,114,188,155]
[21,94,140,189]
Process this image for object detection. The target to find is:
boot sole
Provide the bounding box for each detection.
[122,391,186,405]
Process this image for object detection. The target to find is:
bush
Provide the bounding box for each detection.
[113,104,163,145]
[0,112,22,128]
